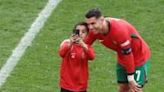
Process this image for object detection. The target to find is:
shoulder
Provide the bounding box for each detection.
[109,19,131,44]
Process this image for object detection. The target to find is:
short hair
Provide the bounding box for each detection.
[85,8,102,19]
[73,22,89,34]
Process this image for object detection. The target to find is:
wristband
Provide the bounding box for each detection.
[127,74,134,82]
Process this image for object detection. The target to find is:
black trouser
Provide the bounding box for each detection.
[61,88,86,92]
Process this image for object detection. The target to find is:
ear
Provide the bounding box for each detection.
[100,16,104,21]
[99,16,105,24]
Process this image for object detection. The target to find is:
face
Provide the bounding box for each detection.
[76,25,88,40]
[86,17,103,34]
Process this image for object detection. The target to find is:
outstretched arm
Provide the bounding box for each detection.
[58,39,72,58]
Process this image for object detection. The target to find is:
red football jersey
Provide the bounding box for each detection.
[58,39,95,91]
[85,18,151,74]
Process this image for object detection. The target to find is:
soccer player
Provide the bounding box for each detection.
[84,8,151,92]
[58,22,95,92]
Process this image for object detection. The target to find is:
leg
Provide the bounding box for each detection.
[119,83,144,92]
[118,83,130,92]
[129,88,143,92]
[117,64,130,92]
[132,60,150,92]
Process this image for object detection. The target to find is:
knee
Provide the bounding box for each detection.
[118,84,130,92]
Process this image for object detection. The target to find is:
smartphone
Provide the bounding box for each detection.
[74,29,80,36]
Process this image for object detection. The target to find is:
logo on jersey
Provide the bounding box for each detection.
[121,40,130,47]
[112,41,117,45]
[71,53,76,58]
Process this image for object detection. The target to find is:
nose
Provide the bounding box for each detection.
[79,32,82,36]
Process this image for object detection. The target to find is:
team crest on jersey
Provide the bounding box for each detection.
[71,53,76,58]
[121,40,130,47]
[112,41,117,45]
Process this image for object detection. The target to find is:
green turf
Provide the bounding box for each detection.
[0,0,164,92]
[0,0,48,68]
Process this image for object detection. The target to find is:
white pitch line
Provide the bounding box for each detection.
[0,0,62,87]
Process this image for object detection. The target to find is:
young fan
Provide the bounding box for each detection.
[58,22,95,92]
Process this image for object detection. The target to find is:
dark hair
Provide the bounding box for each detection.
[73,22,89,34]
[85,8,102,19]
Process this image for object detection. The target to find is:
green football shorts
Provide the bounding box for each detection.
[116,60,150,86]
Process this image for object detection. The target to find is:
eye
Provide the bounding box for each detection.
[90,22,95,25]
[81,30,86,33]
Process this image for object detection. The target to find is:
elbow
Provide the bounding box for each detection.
[59,53,65,58]
[88,54,95,60]
[58,49,66,58]
[89,57,94,60]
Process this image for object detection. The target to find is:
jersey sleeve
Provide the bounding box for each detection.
[58,39,71,58]
[113,29,135,74]
[84,45,95,60]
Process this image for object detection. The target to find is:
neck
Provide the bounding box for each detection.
[102,20,110,35]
